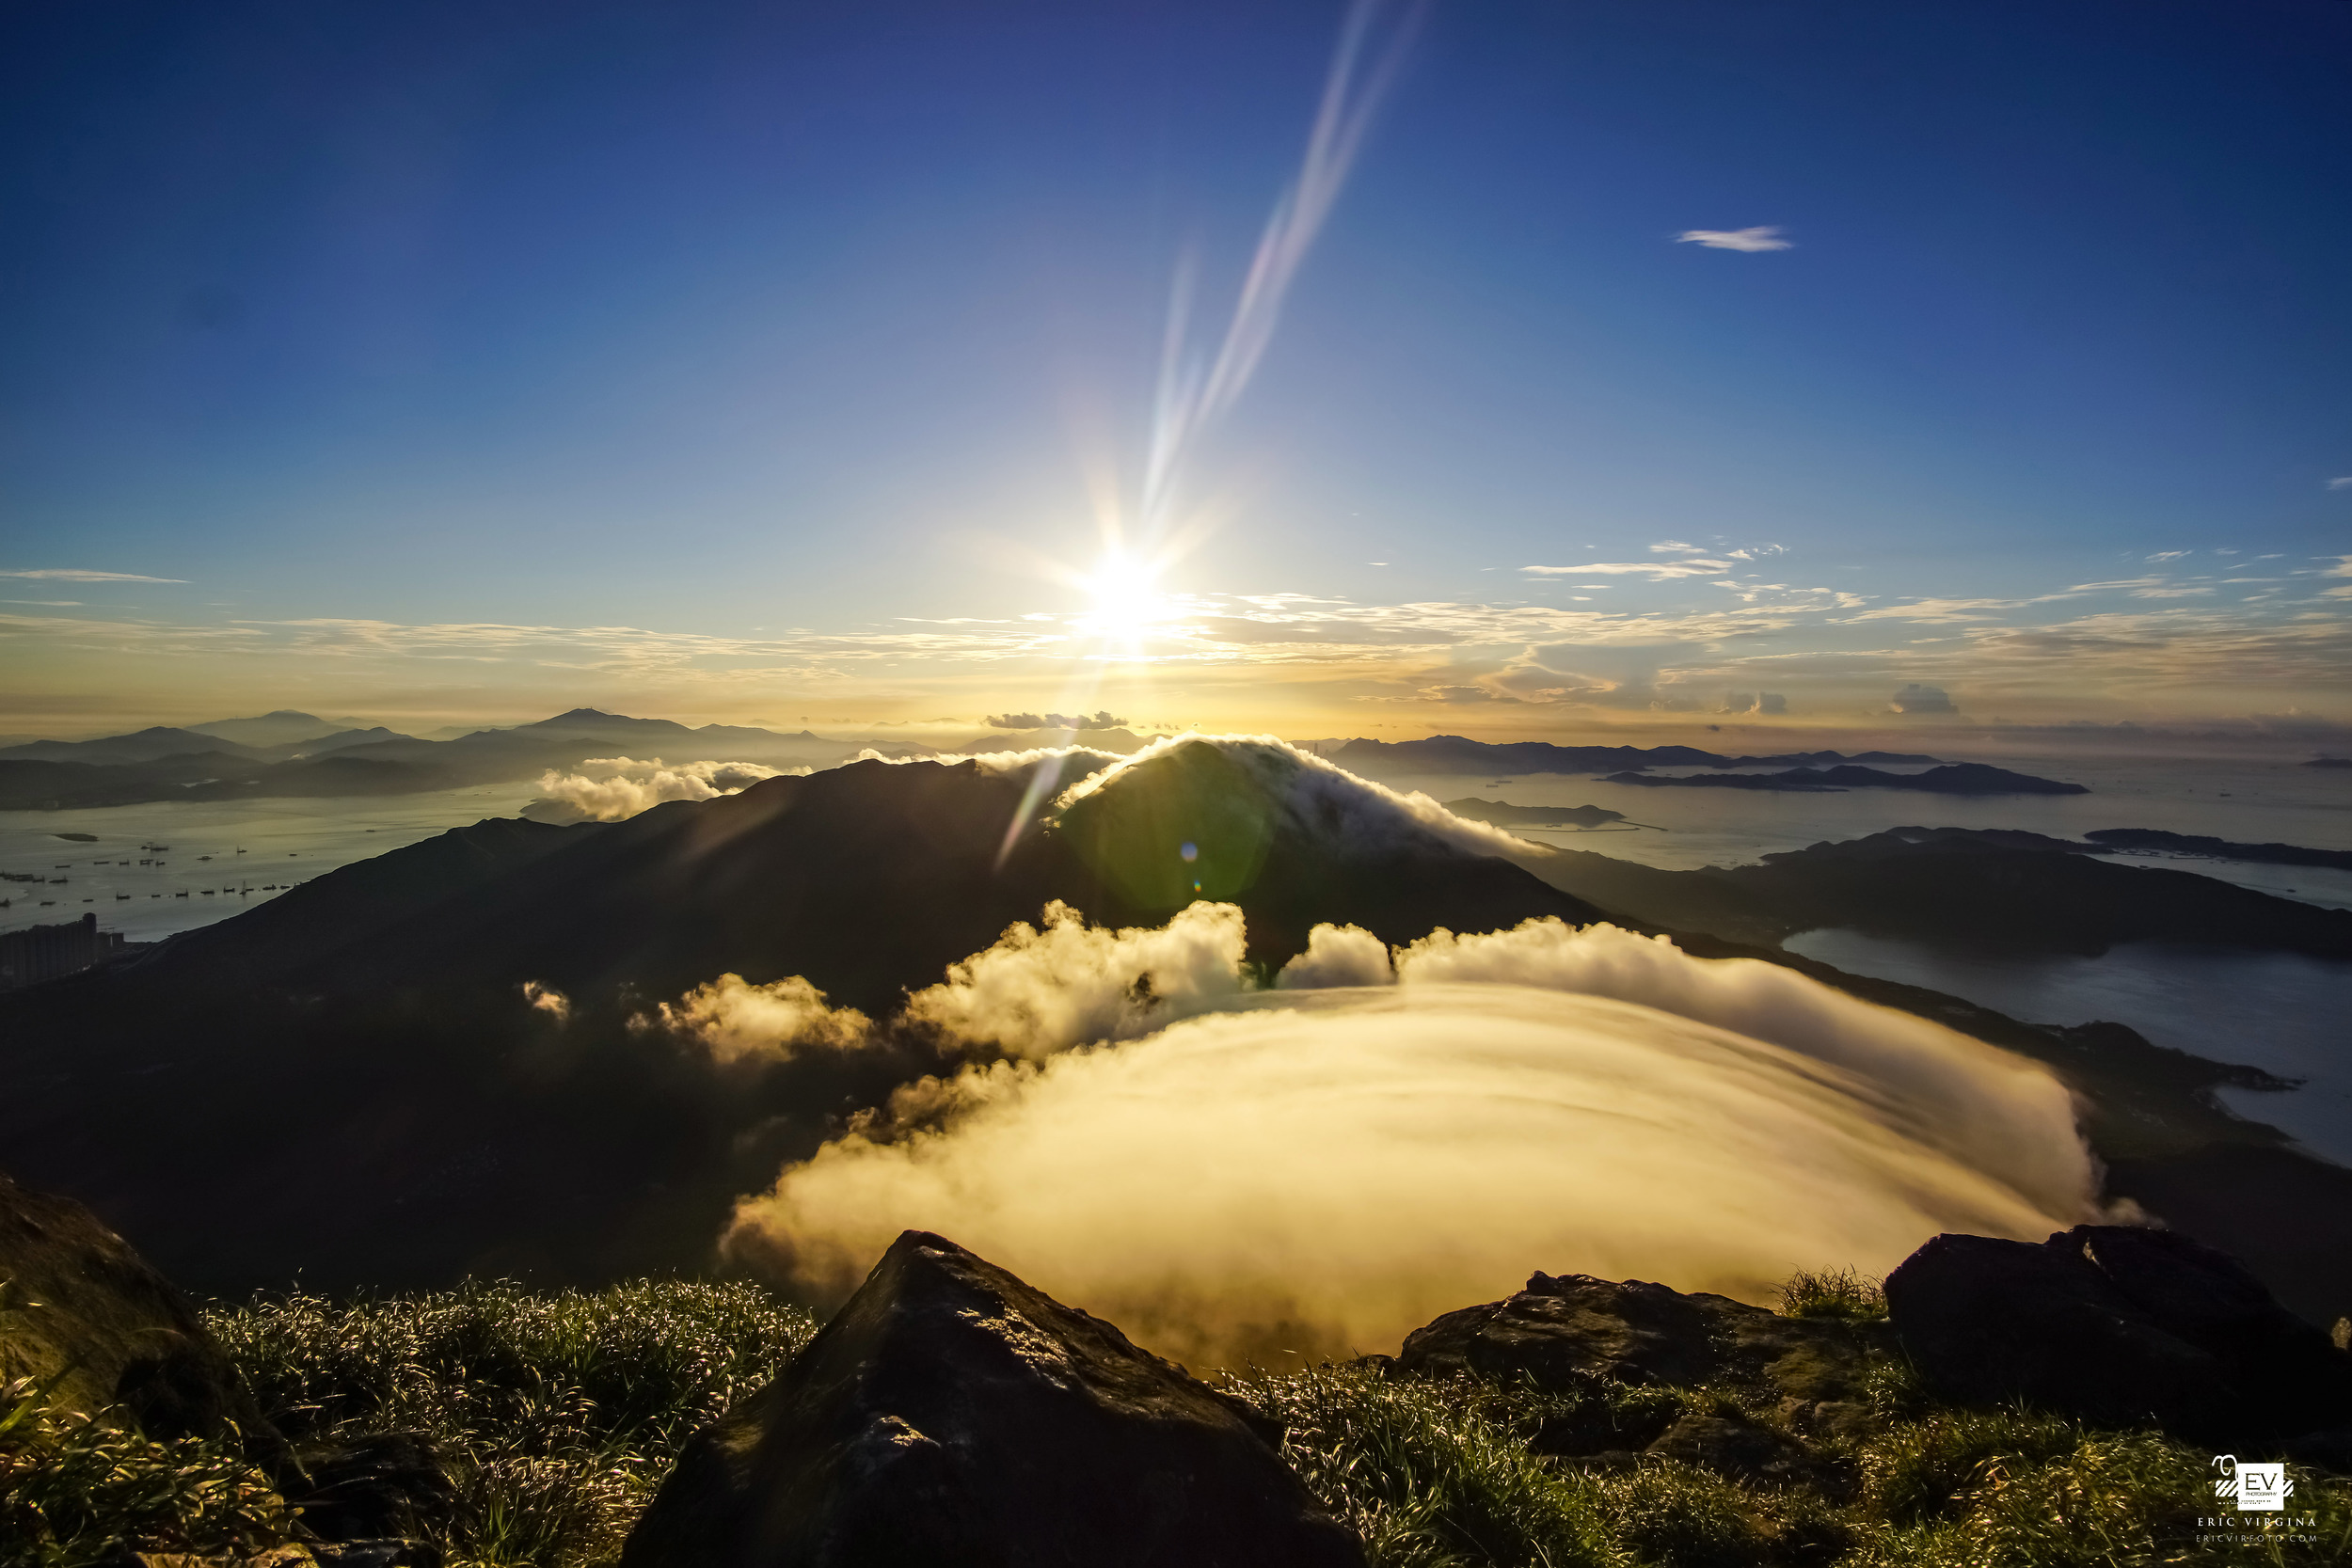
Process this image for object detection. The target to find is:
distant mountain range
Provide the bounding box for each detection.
[0,711,2088,811]
[0,708,866,810]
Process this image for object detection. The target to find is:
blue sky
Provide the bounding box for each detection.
[3,0,2348,739]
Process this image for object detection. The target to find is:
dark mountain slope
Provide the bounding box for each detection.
[0,745,1601,1292]
[1523,827,2352,957]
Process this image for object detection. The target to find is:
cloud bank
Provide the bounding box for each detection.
[525,755,801,822]
[723,911,2097,1368]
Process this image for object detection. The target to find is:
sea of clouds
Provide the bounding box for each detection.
[665,905,2101,1368]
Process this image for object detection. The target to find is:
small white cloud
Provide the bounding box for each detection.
[0,568,186,582]
[2326,477,2352,491]
[1676,227,1792,253]
[1889,683,1957,716]
[2144,550,2192,562]
[1648,540,1703,554]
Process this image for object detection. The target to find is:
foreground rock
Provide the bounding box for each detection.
[1886,1224,2352,1448]
[0,1168,283,1466]
[1397,1270,1896,1440]
[622,1230,1362,1568]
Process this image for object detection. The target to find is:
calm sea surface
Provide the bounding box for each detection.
[0,783,541,941]
[1380,753,2352,895]
[1783,928,2352,1167]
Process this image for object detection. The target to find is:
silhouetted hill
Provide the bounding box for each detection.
[249,725,414,760]
[2084,828,2352,872]
[1523,826,2352,957]
[0,708,858,810]
[121,747,1604,1010]
[0,751,261,810]
[0,743,1605,1290]
[187,710,382,749]
[0,728,263,765]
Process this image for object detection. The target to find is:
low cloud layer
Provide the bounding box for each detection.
[525,755,801,822]
[723,911,2097,1368]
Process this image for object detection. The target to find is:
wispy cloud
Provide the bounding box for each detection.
[1522,561,1731,579]
[1843,597,2035,624]
[2144,550,2193,562]
[0,568,185,582]
[1141,0,1425,533]
[1676,227,1791,253]
[2327,477,2352,491]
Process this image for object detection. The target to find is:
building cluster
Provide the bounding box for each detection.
[0,912,133,990]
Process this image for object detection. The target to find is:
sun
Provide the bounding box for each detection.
[1080,552,1168,645]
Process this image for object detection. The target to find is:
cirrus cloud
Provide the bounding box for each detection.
[1676,226,1791,252]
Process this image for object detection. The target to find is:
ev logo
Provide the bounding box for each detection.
[2213,1454,2293,1513]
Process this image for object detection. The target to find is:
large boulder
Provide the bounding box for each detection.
[621,1230,1362,1568]
[1397,1271,1896,1436]
[1884,1224,2352,1447]
[0,1167,283,1466]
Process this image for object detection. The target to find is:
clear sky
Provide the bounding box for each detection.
[4,0,2349,745]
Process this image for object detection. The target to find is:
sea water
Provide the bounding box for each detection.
[1784,928,2352,1167]
[1375,752,2352,884]
[0,783,542,942]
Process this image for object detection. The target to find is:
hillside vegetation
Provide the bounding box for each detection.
[8,1275,2345,1567]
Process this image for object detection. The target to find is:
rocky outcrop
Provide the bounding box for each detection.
[1885,1224,2352,1447]
[621,1231,1362,1568]
[1397,1271,1896,1438]
[0,1168,282,1467]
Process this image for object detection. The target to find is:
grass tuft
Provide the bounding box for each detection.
[1777,1266,1887,1321]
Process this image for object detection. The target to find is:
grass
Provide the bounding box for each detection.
[1,1373,295,1568]
[203,1278,818,1568]
[11,1272,2352,1567]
